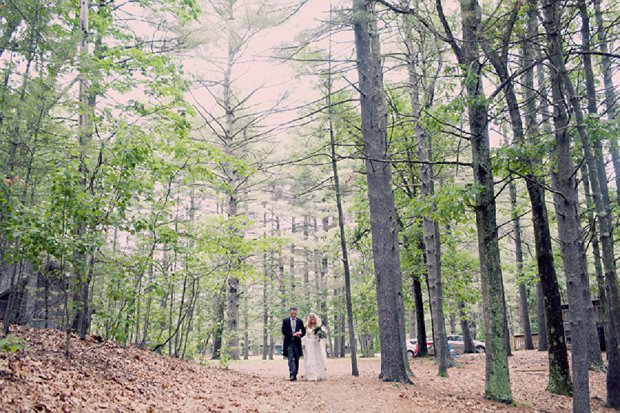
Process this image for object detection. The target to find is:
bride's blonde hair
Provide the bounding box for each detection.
[306,313,322,329]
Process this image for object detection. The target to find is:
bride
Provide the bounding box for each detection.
[302,313,327,381]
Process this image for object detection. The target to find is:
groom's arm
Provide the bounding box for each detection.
[281,319,291,338]
[300,322,306,338]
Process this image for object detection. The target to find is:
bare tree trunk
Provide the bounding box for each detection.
[73,0,99,341]
[226,274,240,360]
[580,164,608,351]
[276,215,286,312]
[459,301,476,353]
[555,7,608,372]
[289,242,295,296]
[327,38,358,375]
[211,289,225,359]
[412,262,428,357]
[243,291,249,360]
[577,0,620,403]
[352,0,410,383]
[402,16,449,376]
[592,0,620,207]
[536,283,548,351]
[222,15,241,360]
[262,248,269,360]
[509,183,533,350]
[541,0,593,408]
[478,0,571,392]
[303,215,309,295]
[436,0,512,400]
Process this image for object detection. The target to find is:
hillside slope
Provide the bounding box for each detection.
[0,327,297,413]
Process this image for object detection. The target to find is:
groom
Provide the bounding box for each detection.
[282,306,306,381]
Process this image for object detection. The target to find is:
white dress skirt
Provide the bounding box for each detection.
[302,327,327,381]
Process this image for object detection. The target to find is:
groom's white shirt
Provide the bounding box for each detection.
[290,317,296,333]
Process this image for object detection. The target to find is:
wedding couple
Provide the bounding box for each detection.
[281,306,327,381]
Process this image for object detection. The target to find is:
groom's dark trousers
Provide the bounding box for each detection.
[282,318,305,380]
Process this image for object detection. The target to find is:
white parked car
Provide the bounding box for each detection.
[406,335,485,357]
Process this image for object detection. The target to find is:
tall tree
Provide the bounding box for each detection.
[592,0,620,206]
[352,0,410,383]
[437,0,512,401]
[403,14,450,376]
[509,183,533,350]
[326,14,358,376]
[576,0,620,403]
[478,0,572,393]
[541,0,596,408]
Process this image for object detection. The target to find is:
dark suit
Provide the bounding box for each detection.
[282,317,305,380]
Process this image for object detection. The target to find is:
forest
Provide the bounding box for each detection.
[0,0,619,412]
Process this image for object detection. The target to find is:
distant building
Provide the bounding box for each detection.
[561,299,605,351]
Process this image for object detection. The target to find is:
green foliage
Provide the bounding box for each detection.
[0,337,28,353]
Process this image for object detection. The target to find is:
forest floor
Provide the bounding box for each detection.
[0,327,614,413]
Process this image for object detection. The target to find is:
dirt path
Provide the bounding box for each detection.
[229,352,613,413]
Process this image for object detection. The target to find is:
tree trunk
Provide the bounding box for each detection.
[556,6,609,372]
[413,272,428,357]
[352,0,409,383]
[289,243,295,295]
[327,49,359,375]
[221,7,243,361]
[536,282,548,351]
[592,0,620,207]
[303,215,309,295]
[262,248,269,360]
[509,183,533,350]
[459,301,476,353]
[580,163,608,351]
[409,308,416,340]
[448,0,511,401]
[243,291,249,360]
[339,297,346,357]
[277,216,286,312]
[541,0,593,408]
[406,32,449,376]
[73,0,97,341]
[226,274,240,360]
[577,0,620,403]
[480,0,571,392]
[211,290,225,359]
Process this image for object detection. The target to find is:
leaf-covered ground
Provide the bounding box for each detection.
[0,327,614,412]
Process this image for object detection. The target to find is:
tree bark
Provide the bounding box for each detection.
[327,52,359,375]
[352,0,410,383]
[565,0,610,371]
[413,271,428,357]
[541,0,594,408]
[580,164,607,351]
[211,289,225,359]
[440,0,512,401]
[577,0,620,403]
[481,1,572,392]
[74,0,97,341]
[262,247,269,360]
[509,183,533,350]
[405,26,449,376]
[592,0,620,207]
[459,301,476,353]
[536,282,548,351]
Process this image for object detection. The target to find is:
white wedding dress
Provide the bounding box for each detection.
[302,322,327,381]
